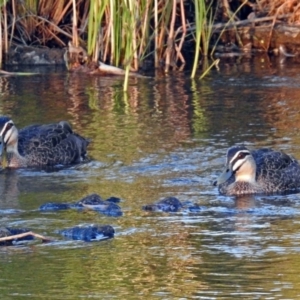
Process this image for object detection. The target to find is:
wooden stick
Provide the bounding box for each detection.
[0,231,53,243]
[164,0,177,73]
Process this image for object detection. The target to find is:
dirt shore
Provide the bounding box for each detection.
[4,24,300,66]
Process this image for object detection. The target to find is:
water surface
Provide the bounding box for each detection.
[1,56,300,299]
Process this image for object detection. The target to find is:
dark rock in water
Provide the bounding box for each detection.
[39,193,123,217]
[105,196,121,203]
[75,194,123,217]
[59,224,115,242]
[143,197,183,212]
[0,227,33,246]
[39,202,71,211]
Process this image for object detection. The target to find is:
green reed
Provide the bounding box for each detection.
[191,0,215,79]
[122,0,136,91]
[87,0,107,61]
[0,0,218,80]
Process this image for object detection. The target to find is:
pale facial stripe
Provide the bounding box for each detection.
[0,121,14,144]
[230,150,250,172]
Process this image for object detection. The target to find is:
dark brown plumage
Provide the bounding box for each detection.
[0,116,89,167]
[216,146,300,195]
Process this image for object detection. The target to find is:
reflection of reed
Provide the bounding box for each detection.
[66,74,141,120]
[153,75,194,142]
[68,221,206,298]
[0,74,84,126]
[122,228,206,297]
[64,73,208,164]
[0,170,75,210]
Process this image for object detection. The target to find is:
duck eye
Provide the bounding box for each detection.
[238,153,245,159]
[6,123,13,130]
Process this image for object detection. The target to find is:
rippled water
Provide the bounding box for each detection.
[1,55,300,299]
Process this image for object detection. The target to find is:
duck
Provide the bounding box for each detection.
[0,116,90,168]
[215,145,300,196]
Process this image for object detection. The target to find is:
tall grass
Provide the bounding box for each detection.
[191,0,216,79]
[0,0,217,80]
[87,0,107,62]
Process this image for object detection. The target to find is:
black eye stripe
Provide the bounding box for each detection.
[231,151,250,168]
[5,123,13,130]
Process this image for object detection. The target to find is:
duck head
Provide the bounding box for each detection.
[0,116,18,159]
[217,145,257,185]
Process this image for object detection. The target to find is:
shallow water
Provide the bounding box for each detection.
[1,55,300,299]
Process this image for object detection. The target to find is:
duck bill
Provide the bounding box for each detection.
[0,136,5,161]
[216,167,233,185]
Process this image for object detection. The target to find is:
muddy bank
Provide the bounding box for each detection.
[4,25,300,67]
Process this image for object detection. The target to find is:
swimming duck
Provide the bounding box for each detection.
[215,145,300,196]
[0,116,89,167]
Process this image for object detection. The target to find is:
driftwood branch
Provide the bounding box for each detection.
[65,42,149,77]
[97,62,147,78]
[0,231,53,243]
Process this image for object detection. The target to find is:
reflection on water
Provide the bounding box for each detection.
[1,56,300,298]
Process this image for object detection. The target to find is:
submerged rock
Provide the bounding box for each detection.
[59,224,115,242]
[143,197,183,212]
[39,193,123,217]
